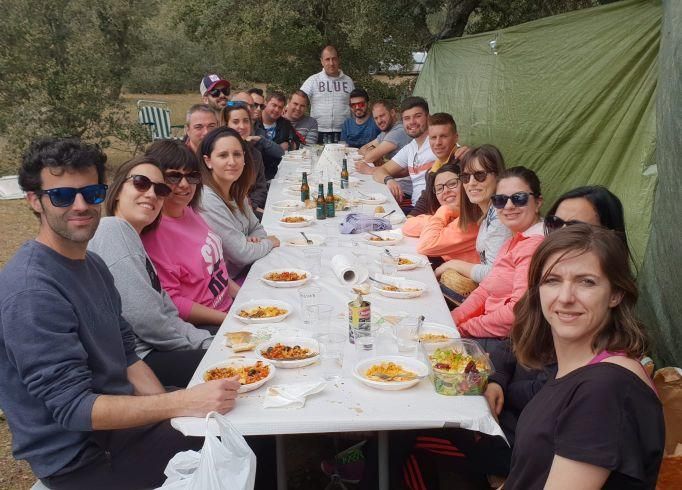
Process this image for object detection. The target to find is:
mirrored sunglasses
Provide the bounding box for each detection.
[37,184,108,207]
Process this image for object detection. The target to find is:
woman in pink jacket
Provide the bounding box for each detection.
[453,166,544,347]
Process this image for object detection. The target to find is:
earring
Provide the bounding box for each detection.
[207,166,212,170]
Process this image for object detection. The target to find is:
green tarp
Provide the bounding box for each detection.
[415,0,681,366]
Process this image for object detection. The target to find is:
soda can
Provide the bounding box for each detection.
[348,293,371,343]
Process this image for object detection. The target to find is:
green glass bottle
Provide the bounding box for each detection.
[300,172,310,202]
[325,181,336,217]
[316,183,326,220]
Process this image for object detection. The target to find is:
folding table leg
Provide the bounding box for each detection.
[276,434,288,490]
[378,431,389,490]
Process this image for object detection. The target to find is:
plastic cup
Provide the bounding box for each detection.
[323,221,339,247]
[319,331,345,381]
[302,247,322,275]
[299,286,320,326]
[305,303,333,337]
[380,254,398,276]
[351,327,375,359]
[396,316,420,355]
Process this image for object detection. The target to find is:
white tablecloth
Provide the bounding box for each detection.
[171,155,504,441]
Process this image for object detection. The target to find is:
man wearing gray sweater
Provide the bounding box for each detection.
[0,138,239,489]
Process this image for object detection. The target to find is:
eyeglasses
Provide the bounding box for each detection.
[208,88,229,98]
[126,175,172,197]
[164,170,202,185]
[544,214,584,232]
[434,178,460,194]
[37,184,108,207]
[459,171,493,184]
[491,192,538,209]
[227,100,250,109]
[350,101,367,109]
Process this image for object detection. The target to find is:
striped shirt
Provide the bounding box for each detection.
[392,137,436,205]
[300,70,354,132]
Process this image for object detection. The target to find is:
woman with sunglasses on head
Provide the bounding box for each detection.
[222,101,268,218]
[434,145,512,282]
[198,127,280,279]
[504,224,663,489]
[88,156,212,387]
[142,140,239,329]
[401,163,480,262]
[453,166,544,344]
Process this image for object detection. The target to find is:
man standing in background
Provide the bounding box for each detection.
[301,45,354,144]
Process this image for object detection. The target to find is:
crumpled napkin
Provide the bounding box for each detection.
[339,213,392,234]
[263,381,326,408]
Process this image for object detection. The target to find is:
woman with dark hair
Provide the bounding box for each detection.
[198,127,279,278]
[504,224,663,489]
[402,163,479,262]
[544,185,626,236]
[453,166,544,343]
[88,156,212,387]
[222,101,268,217]
[434,145,511,282]
[142,140,239,328]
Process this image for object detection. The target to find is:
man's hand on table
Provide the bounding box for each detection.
[386,179,403,203]
[354,160,375,175]
[177,377,240,416]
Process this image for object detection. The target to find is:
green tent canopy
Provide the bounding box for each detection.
[414,0,681,366]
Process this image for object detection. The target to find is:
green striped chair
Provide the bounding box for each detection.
[137,100,185,140]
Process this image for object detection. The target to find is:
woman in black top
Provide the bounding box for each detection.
[505,224,664,489]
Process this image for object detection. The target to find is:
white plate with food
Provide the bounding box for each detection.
[278,214,313,228]
[201,358,275,393]
[353,356,428,391]
[261,268,311,287]
[357,193,387,205]
[272,200,304,212]
[285,234,326,247]
[372,279,427,299]
[257,337,320,368]
[362,231,403,247]
[235,299,292,324]
[374,253,427,271]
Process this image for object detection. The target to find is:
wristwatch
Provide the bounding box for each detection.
[383,175,395,184]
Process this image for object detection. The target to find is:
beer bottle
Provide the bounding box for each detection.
[325,182,336,218]
[316,183,326,220]
[300,172,310,202]
[340,158,349,189]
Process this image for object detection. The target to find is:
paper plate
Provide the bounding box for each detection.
[201,358,276,393]
[272,200,304,212]
[234,299,292,324]
[261,268,311,288]
[372,279,427,299]
[257,337,320,368]
[374,212,405,225]
[357,193,387,205]
[278,214,313,228]
[285,234,326,247]
[363,231,403,247]
[353,356,428,391]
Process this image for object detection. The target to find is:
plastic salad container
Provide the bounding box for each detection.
[428,339,494,396]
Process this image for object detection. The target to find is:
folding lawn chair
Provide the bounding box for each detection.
[137,100,185,140]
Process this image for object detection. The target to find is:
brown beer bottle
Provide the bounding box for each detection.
[316,184,326,220]
[300,172,310,202]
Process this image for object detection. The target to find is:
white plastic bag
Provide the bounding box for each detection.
[159,412,257,490]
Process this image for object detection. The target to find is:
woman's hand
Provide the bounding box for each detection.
[246,236,261,243]
[245,135,261,143]
[267,236,280,248]
[434,259,471,279]
[484,382,504,417]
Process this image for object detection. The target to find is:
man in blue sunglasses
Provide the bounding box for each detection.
[0,138,240,489]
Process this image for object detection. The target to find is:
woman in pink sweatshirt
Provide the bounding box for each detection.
[403,163,479,263]
[453,166,545,345]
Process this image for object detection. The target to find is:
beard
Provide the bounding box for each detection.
[43,207,101,244]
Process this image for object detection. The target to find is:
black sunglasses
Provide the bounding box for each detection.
[164,170,202,185]
[253,103,266,110]
[459,171,493,184]
[434,177,460,194]
[208,87,229,97]
[127,175,172,197]
[491,192,538,209]
[37,184,108,208]
[544,214,584,232]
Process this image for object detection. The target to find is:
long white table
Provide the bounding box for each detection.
[171,153,504,489]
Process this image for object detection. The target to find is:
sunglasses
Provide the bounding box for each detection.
[544,214,584,232]
[491,192,538,209]
[127,175,172,197]
[253,103,266,110]
[434,178,460,194]
[208,87,230,98]
[164,170,202,185]
[227,100,250,109]
[459,171,493,184]
[37,184,108,208]
[350,101,367,109]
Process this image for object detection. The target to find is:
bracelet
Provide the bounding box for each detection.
[383,175,395,184]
